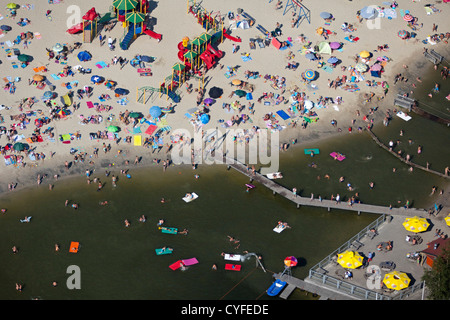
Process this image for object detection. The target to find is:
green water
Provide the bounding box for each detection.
[0,61,448,300]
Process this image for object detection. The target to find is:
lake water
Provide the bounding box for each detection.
[0,58,448,300]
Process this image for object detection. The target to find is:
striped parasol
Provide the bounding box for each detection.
[403,14,414,22]
[398,30,409,39]
[302,69,316,81]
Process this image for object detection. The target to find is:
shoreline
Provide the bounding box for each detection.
[1,1,449,206]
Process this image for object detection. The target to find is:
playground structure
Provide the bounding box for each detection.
[82,8,99,42]
[114,0,162,50]
[268,0,310,27]
[137,0,242,104]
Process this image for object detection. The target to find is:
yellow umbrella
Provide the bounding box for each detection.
[337,250,363,269]
[359,50,371,58]
[445,214,450,227]
[383,271,410,290]
[231,79,242,86]
[403,216,430,233]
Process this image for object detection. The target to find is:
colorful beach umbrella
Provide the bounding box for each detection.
[149,106,162,118]
[305,53,317,61]
[33,74,45,82]
[17,54,32,62]
[445,214,450,227]
[77,51,91,62]
[302,69,316,81]
[125,11,145,23]
[91,75,104,84]
[327,56,339,64]
[43,91,55,99]
[403,14,414,22]
[360,6,377,20]
[52,43,64,53]
[329,42,341,50]
[371,63,382,71]
[6,3,18,9]
[398,30,409,39]
[337,250,363,269]
[114,88,129,95]
[284,256,298,267]
[13,142,28,151]
[320,12,332,20]
[403,216,430,233]
[359,50,371,58]
[383,271,410,290]
[200,113,210,124]
[355,62,369,72]
[112,0,137,11]
[107,125,120,133]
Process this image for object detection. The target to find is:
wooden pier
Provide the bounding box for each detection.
[366,129,450,179]
[273,273,354,300]
[224,156,427,216]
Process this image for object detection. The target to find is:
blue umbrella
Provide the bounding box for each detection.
[77,51,91,61]
[43,91,55,99]
[305,53,317,61]
[114,88,129,95]
[200,113,210,124]
[360,6,377,20]
[149,106,162,118]
[320,12,332,19]
[91,75,104,84]
[327,57,339,64]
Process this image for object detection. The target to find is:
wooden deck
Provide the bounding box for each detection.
[224,156,427,217]
[273,273,355,300]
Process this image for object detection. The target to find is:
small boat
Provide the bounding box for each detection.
[155,247,173,255]
[182,192,198,203]
[267,279,287,296]
[159,226,178,234]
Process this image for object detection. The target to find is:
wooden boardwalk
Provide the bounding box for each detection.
[224,156,427,217]
[366,129,449,179]
[273,273,355,300]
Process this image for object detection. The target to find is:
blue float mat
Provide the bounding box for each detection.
[276,110,290,120]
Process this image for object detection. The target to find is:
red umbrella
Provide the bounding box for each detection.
[284,256,298,267]
[403,14,413,22]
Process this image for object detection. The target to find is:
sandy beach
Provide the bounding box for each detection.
[0,0,449,197]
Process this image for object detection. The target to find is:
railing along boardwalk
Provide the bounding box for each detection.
[366,129,449,179]
[224,156,427,217]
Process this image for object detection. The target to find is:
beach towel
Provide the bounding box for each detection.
[95,61,108,69]
[33,32,41,39]
[145,124,157,135]
[276,110,290,120]
[246,92,253,100]
[271,37,282,49]
[86,101,94,108]
[241,55,252,62]
[51,74,61,80]
[279,41,293,51]
[344,37,359,43]
[322,65,334,73]
[133,135,141,146]
[132,126,142,134]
